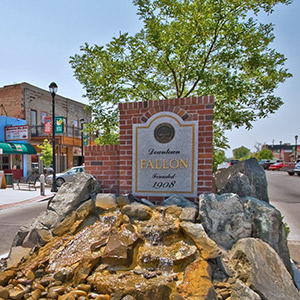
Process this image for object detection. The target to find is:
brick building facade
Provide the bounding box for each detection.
[85,96,214,203]
[0,83,89,173]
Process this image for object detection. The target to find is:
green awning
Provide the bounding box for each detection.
[0,142,37,154]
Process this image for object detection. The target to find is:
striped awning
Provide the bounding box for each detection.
[0,142,37,154]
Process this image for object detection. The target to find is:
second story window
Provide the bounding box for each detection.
[31,109,38,136]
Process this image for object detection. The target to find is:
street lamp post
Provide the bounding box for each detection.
[80,119,85,165]
[295,135,298,162]
[49,82,58,192]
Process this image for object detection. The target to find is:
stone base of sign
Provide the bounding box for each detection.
[85,96,214,203]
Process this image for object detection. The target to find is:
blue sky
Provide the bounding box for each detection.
[1,0,299,157]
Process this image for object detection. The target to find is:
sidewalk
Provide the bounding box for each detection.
[0,185,55,210]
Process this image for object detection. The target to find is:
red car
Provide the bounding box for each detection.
[268,162,284,170]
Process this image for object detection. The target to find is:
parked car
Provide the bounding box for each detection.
[229,160,239,166]
[46,166,85,187]
[294,161,300,176]
[268,162,284,171]
[259,159,272,170]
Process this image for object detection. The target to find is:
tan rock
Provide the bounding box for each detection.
[178,258,217,300]
[165,205,183,219]
[116,195,131,207]
[0,286,9,299]
[77,284,91,293]
[6,246,32,268]
[121,203,152,221]
[95,194,117,209]
[138,240,197,271]
[8,288,25,300]
[95,295,110,300]
[38,229,53,243]
[48,286,65,295]
[52,211,76,236]
[76,199,93,220]
[180,221,222,260]
[30,289,41,300]
[70,290,88,298]
[0,270,16,286]
[228,238,300,300]
[58,293,76,300]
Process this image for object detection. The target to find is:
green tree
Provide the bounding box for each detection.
[70,0,292,149]
[38,139,52,169]
[213,148,227,172]
[233,146,250,160]
[257,148,273,161]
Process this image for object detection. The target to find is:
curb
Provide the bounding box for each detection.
[0,194,55,210]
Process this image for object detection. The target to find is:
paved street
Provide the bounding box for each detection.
[0,201,48,256]
[266,170,300,242]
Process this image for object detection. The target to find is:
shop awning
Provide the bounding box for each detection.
[0,142,37,155]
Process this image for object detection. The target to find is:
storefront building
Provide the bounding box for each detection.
[0,116,37,179]
[0,83,90,173]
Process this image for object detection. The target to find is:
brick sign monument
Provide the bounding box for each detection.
[85,96,214,203]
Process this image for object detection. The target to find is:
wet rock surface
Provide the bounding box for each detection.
[0,173,299,300]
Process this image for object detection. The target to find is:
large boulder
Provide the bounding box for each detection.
[228,238,300,300]
[198,193,252,249]
[214,158,269,203]
[10,173,100,254]
[242,196,292,275]
[199,193,293,275]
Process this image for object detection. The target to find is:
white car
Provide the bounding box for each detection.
[46,166,85,187]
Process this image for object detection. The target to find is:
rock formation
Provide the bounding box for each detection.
[214,158,269,203]
[0,173,299,300]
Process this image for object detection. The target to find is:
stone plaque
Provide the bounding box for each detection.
[133,112,198,196]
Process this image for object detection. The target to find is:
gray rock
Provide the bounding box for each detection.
[243,196,292,275]
[179,207,198,222]
[214,158,269,203]
[198,193,252,249]
[11,173,100,251]
[48,173,100,217]
[161,194,196,208]
[231,280,261,300]
[228,238,300,300]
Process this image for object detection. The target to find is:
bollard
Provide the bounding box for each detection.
[40,174,45,196]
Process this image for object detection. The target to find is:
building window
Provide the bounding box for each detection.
[31,109,38,136]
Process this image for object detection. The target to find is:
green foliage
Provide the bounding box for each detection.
[281,216,290,238]
[213,124,229,171]
[257,148,273,161]
[213,149,227,172]
[37,139,52,167]
[233,146,251,160]
[70,0,292,145]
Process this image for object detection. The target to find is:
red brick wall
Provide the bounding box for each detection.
[85,96,214,202]
[85,144,120,194]
[0,84,24,119]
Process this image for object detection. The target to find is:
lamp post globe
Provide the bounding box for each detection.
[49,82,58,192]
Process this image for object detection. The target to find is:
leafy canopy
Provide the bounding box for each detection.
[70,0,292,147]
[257,148,273,160]
[233,145,251,159]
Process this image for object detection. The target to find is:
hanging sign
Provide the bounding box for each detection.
[55,117,64,134]
[44,117,52,134]
[5,125,29,141]
[83,135,89,146]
